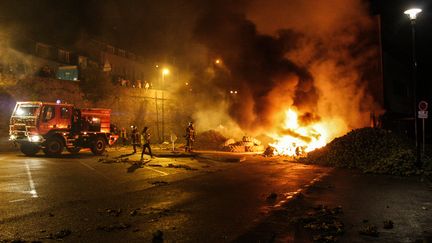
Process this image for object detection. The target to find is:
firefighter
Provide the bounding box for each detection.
[185,121,195,152]
[131,126,140,153]
[140,127,153,160]
[71,109,81,135]
[120,127,128,146]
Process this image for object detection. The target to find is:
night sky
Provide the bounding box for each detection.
[372,0,432,109]
[1,1,430,64]
[0,0,197,61]
[0,0,431,111]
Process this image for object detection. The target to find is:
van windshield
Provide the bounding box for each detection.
[13,104,40,116]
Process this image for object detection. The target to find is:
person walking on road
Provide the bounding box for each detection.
[140,127,153,160]
[185,121,195,152]
[131,126,140,153]
[120,127,128,146]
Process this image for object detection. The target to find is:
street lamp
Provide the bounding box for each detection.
[162,68,170,76]
[161,68,169,142]
[404,7,422,166]
[404,8,422,20]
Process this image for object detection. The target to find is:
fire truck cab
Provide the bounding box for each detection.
[9,101,115,156]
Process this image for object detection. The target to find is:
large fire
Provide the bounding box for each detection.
[269,108,336,156]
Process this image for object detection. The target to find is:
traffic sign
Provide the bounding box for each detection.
[418,101,428,111]
[418,110,428,119]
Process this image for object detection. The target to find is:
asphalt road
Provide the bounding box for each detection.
[0,149,330,242]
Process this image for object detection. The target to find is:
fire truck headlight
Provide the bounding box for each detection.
[9,135,16,140]
[29,135,43,142]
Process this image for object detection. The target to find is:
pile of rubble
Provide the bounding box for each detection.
[300,128,432,176]
[222,136,264,152]
[193,130,227,150]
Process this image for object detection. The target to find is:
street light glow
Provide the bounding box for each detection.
[404,8,422,20]
[162,68,170,75]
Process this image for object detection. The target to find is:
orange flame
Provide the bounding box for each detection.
[269,108,338,156]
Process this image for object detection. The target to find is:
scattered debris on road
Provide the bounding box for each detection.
[0,238,27,243]
[99,208,122,217]
[299,205,345,242]
[150,181,169,186]
[147,164,163,167]
[97,222,131,232]
[53,229,72,239]
[167,163,197,171]
[99,157,130,164]
[359,225,379,237]
[40,229,72,240]
[130,208,141,216]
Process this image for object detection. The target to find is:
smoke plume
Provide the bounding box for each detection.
[190,0,382,137]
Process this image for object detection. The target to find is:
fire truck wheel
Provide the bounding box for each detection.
[91,137,106,155]
[67,147,81,154]
[20,142,39,156]
[43,137,64,156]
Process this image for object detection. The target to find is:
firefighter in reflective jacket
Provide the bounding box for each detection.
[131,126,139,153]
[185,122,195,152]
[140,127,153,160]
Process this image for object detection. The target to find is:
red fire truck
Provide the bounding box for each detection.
[9,101,116,156]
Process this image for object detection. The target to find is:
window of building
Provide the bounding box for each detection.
[35,43,51,58]
[106,45,115,53]
[78,56,87,68]
[118,49,126,57]
[58,49,70,63]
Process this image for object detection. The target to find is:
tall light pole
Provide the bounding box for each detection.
[161,68,169,142]
[404,8,422,166]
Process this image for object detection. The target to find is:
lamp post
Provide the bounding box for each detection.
[161,68,169,142]
[404,8,422,166]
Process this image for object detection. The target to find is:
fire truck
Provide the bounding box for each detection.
[9,101,116,156]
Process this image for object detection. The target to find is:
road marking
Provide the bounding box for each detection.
[273,171,331,208]
[25,161,38,198]
[9,198,26,203]
[144,166,169,176]
[79,161,114,182]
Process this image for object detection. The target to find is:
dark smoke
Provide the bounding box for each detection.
[190,0,382,137]
[193,6,318,131]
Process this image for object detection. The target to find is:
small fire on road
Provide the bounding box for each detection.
[268,108,343,156]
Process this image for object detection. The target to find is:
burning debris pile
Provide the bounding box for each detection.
[223,136,264,152]
[299,128,432,176]
[265,108,331,157]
